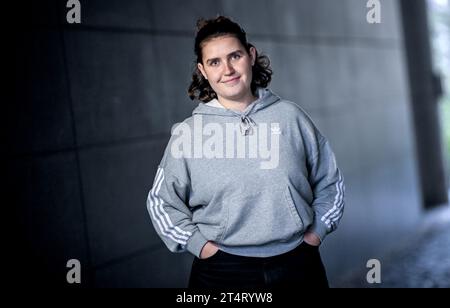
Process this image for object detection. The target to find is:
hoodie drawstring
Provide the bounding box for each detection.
[240,115,256,136]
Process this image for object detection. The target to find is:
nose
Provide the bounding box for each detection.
[224,60,235,75]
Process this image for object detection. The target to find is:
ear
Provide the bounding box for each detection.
[249,46,256,66]
[197,63,208,80]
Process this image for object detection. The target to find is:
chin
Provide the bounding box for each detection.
[220,86,248,99]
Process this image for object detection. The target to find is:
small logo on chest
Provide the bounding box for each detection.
[271,126,281,135]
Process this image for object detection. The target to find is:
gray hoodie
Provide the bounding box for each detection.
[147,88,345,258]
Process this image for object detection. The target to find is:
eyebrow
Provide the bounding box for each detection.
[206,50,244,65]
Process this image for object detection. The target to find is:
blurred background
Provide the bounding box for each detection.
[10,0,450,287]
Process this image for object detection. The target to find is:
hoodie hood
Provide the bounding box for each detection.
[192,88,281,135]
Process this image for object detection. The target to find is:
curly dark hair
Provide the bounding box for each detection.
[188,16,273,103]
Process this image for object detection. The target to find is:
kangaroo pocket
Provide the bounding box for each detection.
[285,185,314,231]
[220,187,312,246]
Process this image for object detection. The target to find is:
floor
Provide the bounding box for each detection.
[337,204,450,288]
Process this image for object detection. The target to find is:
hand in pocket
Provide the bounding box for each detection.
[200,241,220,259]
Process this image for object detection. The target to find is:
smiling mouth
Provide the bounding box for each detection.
[223,76,240,83]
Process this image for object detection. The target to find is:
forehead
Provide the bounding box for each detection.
[201,35,245,59]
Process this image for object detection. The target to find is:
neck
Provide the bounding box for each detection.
[218,93,257,112]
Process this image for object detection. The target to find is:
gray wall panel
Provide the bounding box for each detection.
[14,0,429,287]
[80,140,167,266]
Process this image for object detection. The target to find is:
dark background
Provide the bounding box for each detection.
[9,0,449,287]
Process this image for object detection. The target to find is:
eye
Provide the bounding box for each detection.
[231,53,241,60]
[210,60,220,66]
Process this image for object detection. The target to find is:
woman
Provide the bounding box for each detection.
[147,16,345,288]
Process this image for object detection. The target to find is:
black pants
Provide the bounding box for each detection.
[189,242,329,288]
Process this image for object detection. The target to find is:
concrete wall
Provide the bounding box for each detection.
[10,0,423,287]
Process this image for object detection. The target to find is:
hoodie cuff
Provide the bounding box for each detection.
[309,220,329,243]
[186,231,209,258]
